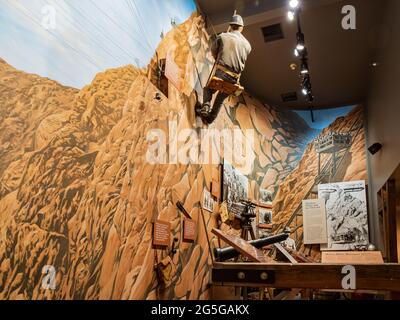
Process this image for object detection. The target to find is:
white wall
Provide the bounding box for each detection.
[366,0,400,248]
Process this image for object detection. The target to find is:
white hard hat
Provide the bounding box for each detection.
[230,15,244,27]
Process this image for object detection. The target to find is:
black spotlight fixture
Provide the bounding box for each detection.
[368,143,383,155]
[296,32,305,51]
[300,58,309,74]
[288,0,314,103]
[301,74,311,95]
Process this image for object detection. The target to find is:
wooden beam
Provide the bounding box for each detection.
[212,262,400,291]
[274,243,298,264]
[212,228,274,263]
[387,180,398,262]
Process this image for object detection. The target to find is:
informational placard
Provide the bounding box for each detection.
[222,161,248,213]
[319,181,369,251]
[302,199,328,244]
[183,218,196,242]
[322,251,384,264]
[153,220,171,247]
[202,189,214,213]
[165,51,181,90]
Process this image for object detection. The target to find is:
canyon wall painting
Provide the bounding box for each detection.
[0,2,367,300]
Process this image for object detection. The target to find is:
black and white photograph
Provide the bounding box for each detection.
[258,208,272,225]
[222,161,249,213]
[259,189,273,205]
[202,188,214,213]
[318,180,369,251]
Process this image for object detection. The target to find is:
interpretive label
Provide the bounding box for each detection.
[153,220,171,247]
[183,218,196,242]
[302,199,328,244]
[322,251,384,264]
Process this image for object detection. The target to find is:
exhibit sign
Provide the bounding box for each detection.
[259,188,273,206]
[318,180,369,251]
[153,220,171,248]
[302,199,328,244]
[183,218,196,242]
[322,251,384,264]
[222,161,249,213]
[202,189,214,213]
[258,208,272,226]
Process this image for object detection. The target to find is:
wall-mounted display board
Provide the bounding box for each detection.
[153,220,171,248]
[212,228,274,263]
[183,218,196,242]
[258,207,273,238]
[259,188,273,207]
[222,161,248,213]
[302,199,328,245]
[318,180,369,251]
[202,189,214,213]
[259,208,272,225]
[322,251,384,264]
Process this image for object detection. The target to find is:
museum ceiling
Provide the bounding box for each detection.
[196,0,387,109]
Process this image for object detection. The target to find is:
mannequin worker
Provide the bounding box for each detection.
[196,15,252,124]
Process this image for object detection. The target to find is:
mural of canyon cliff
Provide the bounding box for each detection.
[0,5,367,299]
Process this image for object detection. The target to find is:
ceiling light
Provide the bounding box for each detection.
[288,11,295,21]
[289,0,300,9]
[301,60,309,74]
[296,32,305,51]
[301,68,309,74]
[294,48,299,57]
[301,74,310,85]
[301,75,311,95]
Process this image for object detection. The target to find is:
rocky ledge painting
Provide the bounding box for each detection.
[0,12,367,300]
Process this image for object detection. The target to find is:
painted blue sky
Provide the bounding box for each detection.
[0,0,196,88]
[294,105,356,130]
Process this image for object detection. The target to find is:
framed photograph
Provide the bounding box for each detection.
[258,208,272,225]
[222,161,249,213]
[318,180,369,251]
[259,188,273,206]
[202,189,214,213]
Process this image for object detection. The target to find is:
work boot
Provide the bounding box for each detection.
[195,102,211,118]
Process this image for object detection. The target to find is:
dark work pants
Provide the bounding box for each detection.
[202,69,238,124]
